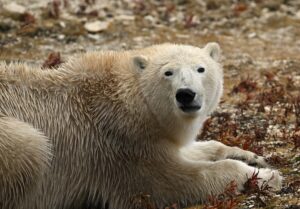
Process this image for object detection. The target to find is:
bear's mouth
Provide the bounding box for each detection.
[179,105,201,113]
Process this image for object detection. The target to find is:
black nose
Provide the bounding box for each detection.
[176,88,196,105]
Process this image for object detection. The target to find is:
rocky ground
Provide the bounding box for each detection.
[0,0,299,208]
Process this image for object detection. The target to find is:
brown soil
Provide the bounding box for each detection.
[0,0,299,208]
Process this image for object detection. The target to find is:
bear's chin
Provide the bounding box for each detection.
[176,105,201,118]
[175,99,202,117]
[179,105,201,113]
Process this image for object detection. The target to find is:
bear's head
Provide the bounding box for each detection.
[132,43,223,145]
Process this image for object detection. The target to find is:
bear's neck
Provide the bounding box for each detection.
[84,72,168,159]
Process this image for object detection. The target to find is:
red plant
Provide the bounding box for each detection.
[133,0,146,13]
[233,3,247,15]
[231,77,257,94]
[48,0,61,18]
[264,71,276,82]
[243,171,261,194]
[42,52,63,69]
[184,14,197,28]
[203,181,239,209]
[131,193,156,209]
[241,136,264,156]
[165,203,178,209]
[291,129,300,149]
[243,171,274,207]
[20,12,36,25]
[266,155,288,166]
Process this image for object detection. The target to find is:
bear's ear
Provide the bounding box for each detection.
[204,42,221,61]
[133,55,148,72]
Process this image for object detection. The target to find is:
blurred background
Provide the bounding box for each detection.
[0,0,299,208]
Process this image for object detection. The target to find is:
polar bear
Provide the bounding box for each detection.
[0,43,281,209]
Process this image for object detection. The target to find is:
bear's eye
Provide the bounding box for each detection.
[164,71,173,77]
[197,67,205,73]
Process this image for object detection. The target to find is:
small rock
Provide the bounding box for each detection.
[3,2,26,14]
[264,106,271,113]
[133,36,143,42]
[144,15,156,24]
[248,32,257,38]
[84,20,110,33]
[296,11,300,19]
[57,34,65,40]
[87,34,101,41]
[59,21,66,28]
[115,15,135,21]
[274,194,281,197]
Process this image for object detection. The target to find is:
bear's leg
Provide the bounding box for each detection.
[0,116,51,209]
[180,140,268,167]
[145,158,281,208]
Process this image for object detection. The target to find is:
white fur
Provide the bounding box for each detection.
[0,43,282,208]
[138,43,282,192]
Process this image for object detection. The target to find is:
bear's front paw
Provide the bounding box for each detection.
[256,168,282,191]
[230,150,269,168]
[246,154,269,168]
